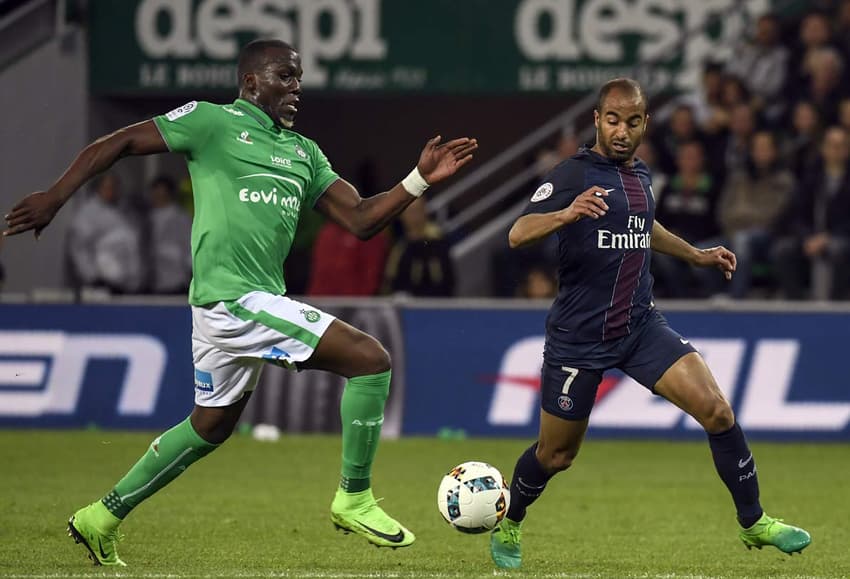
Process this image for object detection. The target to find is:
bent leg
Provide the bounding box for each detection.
[302,319,413,547]
[301,318,392,492]
[654,353,762,527]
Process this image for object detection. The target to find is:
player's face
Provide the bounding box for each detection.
[594,92,648,164]
[252,48,303,129]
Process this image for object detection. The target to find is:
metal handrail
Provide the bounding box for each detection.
[444,163,540,235]
[430,91,597,223]
[0,0,50,31]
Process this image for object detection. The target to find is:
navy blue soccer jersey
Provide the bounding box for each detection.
[523,147,655,343]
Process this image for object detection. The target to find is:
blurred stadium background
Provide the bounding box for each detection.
[1,0,850,576]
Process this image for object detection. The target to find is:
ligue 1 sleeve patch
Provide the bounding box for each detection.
[531,182,553,202]
[165,101,198,121]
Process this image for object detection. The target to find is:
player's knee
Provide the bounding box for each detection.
[190,414,234,445]
[702,398,735,434]
[537,446,579,473]
[353,334,392,375]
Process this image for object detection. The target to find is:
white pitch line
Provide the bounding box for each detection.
[1,574,840,579]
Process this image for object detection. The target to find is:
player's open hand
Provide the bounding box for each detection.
[559,186,610,224]
[416,136,478,185]
[3,190,63,239]
[695,245,736,280]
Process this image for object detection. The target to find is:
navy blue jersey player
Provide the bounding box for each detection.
[489,79,811,570]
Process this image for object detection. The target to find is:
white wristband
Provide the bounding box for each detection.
[401,167,430,197]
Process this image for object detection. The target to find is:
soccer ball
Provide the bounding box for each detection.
[437,461,510,534]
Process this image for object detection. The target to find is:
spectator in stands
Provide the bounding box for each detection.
[652,141,722,298]
[147,175,192,294]
[787,11,834,98]
[784,100,824,180]
[837,0,850,63]
[837,97,850,134]
[717,103,757,178]
[66,173,143,294]
[797,47,845,125]
[652,104,705,175]
[773,126,850,300]
[516,265,557,299]
[636,141,666,197]
[719,75,752,112]
[307,220,388,297]
[726,13,789,124]
[307,158,389,297]
[534,128,580,177]
[383,197,455,297]
[686,61,726,132]
[718,131,795,299]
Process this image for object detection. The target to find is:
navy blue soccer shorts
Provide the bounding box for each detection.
[540,310,697,420]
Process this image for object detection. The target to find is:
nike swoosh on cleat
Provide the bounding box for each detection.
[97,539,109,561]
[354,520,406,543]
[738,453,753,468]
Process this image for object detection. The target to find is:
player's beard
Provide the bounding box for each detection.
[602,138,638,164]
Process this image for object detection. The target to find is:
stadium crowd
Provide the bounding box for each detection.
[59,3,850,301]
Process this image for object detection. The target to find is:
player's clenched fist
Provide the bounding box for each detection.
[558,185,610,224]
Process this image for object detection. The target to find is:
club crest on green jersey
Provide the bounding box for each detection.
[294,143,308,159]
[301,309,321,323]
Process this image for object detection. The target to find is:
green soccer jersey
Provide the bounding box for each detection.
[153,99,339,306]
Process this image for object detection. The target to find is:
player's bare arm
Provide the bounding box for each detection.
[508,186,610,248]
[3,120,167,238]
[315,135,477,240]
[651,221,736,280]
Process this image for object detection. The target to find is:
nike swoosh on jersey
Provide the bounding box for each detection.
[680,338,689,344]
[355,520,406,543]
[738,453,753,468]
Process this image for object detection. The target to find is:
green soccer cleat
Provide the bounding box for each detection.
[67,501,126,566]
[330,488,415,549]
[739,513,811,555]
[490,517,523,569]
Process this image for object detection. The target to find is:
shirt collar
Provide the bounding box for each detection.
[233,98,279,132]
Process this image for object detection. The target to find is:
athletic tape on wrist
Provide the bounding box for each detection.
[401,167,430,197]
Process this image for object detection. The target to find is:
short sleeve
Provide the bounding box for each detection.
[305,139,340,207]
[522,160,585,216]
[153,101,216,156]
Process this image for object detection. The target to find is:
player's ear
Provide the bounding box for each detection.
[593,109,599,130]
[242,72,257,95]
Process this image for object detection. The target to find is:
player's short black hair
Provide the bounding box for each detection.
[596,78,647,114]
[237,39,296,89]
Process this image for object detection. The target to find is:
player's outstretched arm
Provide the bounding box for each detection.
[3,120,167,238]
[315,136,477,240]
[651,221,736,280]
[509,185,609,248]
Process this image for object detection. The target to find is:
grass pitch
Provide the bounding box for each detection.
[0,431,847,578]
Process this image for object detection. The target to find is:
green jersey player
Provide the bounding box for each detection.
[3,39,477,566]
